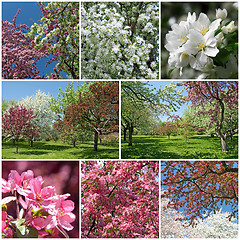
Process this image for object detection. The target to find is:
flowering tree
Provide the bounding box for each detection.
[2,105,40,153]
[81,2,159,79]
[2,9,45,79]
[164,7,238,79]
[161,196,238,238]
[81,161,159,238]
[161,161,238,225]
[19,90,57,144]
[64,82,119,151]
[161,122,178,139]
[26,2,79,79]
[121,81,184,146]
[184,81,238,151]
[2,169,76,238]
[179,122,195,143]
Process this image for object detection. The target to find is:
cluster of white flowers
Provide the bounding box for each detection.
[165,8,237,77]
[81,2,159,79]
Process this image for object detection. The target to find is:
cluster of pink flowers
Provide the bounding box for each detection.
[195,127,206,132]
[2,170,75,238]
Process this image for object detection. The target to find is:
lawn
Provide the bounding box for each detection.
[121,135,238,159]
[2,140,119,159]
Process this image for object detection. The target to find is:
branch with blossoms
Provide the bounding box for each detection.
[165,8,238,79]
[2,170,76,238]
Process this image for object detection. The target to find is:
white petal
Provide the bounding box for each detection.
[198,13,210,27]
[209,19,221,31]
[204,47,219,57]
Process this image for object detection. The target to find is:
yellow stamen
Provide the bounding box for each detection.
[197,40,206,50]
[180,36,187,43]
[201,27,209,35]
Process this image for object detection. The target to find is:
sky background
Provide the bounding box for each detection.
[2,1,67,78]
[2,81,83,100]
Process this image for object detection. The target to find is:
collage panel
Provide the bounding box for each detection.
[161,1,238,79]
[2,1,79,80]
[2,81,119,159]
[161,160,238,238]
[121,80,238,159]
[81,160,159,238]
[81,1,159,79]
[2,160,79,238]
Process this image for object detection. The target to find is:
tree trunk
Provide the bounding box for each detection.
[123,128,127,141]
[16,139,19,154]
[73,138,76,147]
[30,139,33,147]
[128,125,134,146]
[168,135,170,140]
[94,130,98,151]
[12,139,16,146]
[220,136,227,151]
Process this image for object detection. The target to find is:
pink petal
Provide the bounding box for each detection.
[59,216,74,231]
[32,217,47,230]
[41,186,55,199]
[45,215,57,229]
[30,178,41,195]
[2,178,11,193]
[62,200,75,212]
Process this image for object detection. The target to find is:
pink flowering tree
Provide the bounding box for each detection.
[2,105,40,153]
[2,9,46,79]
[184,81,238,151]
[2,170,76,238]
[162,122,178,139]
[161,161,238,225]
[81,161,159,238]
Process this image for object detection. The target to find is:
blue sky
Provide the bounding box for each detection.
[2,1,67,78]
[2,81,83,100]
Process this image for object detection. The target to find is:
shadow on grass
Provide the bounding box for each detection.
[121,135,238,159]
[77,147,119,159]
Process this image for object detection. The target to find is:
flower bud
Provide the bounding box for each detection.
[216,8,227,19]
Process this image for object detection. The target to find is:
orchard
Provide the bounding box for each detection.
[121,81,238,159]
[2,81,119,159]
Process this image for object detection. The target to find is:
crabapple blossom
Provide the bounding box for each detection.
[165,8,238,78]
[81,161,159,238]
[81,2,159,79]
[2,105,40,153]
[2,170,76,238]
[216,8,227,19]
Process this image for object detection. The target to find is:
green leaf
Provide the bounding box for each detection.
[168,68,175,78]
[214,29,222,36]
[15,226,38,238]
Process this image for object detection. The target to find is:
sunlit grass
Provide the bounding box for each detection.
[121,135,238,159]
[2,140,119,159]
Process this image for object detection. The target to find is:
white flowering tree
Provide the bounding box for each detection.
[19,90,57,145]
[81,2,159,79]
[26,2,79,79]
[164,6,237,79]
[161,196,238,238]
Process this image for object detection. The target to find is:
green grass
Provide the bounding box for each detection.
[121,135,238,159]
[2,140,119,159]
